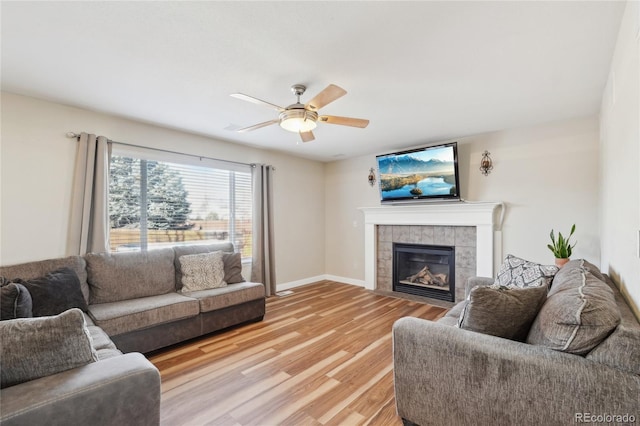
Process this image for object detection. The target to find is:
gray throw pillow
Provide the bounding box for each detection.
[550,258,604,290]
[86,248,176,304]
[0,282,33,320]
[458,285,548,341]
[494,254,559,288]
[223,252,245,284]
[0,308,98,388]
[12,267,88,316]
[179,251,226,292]
[527,268,621,355]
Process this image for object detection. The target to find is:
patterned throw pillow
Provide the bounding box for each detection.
[179,251,226,292]
[494,254,559,288]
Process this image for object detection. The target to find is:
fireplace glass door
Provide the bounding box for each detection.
[393,243,455,302]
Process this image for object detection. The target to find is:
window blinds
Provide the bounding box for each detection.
[108,148,252,259]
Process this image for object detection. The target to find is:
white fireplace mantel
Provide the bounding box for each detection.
[359,201,504,291]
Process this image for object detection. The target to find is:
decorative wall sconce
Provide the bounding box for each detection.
[480,151,493,176]
[368,167,377,186]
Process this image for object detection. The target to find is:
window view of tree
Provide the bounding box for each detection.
[109,156,141,229]
[110,157,192,230]
[108,155,252,258]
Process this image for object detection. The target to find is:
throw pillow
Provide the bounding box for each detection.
[172,243,234,291]
[527,268,621,355]
[12,267,88,316]
[223,252,245,284]
[458,284,548,341]
[494,254,559,288]
[0,308,98,388]
[179,251,226,292]
[85,248,176,304]
[578,259,605,282]
[550,258,604,291]
[0,282,33,320]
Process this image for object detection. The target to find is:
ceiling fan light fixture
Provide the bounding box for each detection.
[279,109,318,133]
[232,83,368,141]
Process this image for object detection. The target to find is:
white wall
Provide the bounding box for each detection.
[325,155,380,282]
[600,0,639,316]
[0,92,326,285]
[325,116,601,281]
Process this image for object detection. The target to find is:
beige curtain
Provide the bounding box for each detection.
[67,133,112,255]
[251,164,276,296]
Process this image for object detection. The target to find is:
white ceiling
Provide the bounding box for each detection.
[1,1,625,162]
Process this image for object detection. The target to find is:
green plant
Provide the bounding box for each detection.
[547,224,577,259]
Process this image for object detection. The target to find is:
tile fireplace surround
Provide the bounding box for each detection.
[360,202,504,303]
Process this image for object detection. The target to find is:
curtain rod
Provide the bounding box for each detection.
[65,132,274,169]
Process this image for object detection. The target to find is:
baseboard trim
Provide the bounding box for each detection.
[277,275,327,291]
[277,274,365,291]
[324,275,366,287]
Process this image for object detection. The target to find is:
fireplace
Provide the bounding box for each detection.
[360,203,504,303]
[393,243,455,302]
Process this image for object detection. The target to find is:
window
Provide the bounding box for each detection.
[108,147,252,259]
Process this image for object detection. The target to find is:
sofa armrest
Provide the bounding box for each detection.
[393,317,640,426]
[0,353,160,426]
[465,276,494,298]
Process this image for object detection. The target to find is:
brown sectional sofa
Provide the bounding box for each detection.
[0,242,265,425]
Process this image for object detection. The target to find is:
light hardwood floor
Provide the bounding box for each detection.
[149,281,448,426]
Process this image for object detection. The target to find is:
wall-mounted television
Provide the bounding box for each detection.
[376,142,460,204]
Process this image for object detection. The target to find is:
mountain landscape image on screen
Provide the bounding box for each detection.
[378,153,457,199]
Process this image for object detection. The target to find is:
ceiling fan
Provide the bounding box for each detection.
[230,84,369,143]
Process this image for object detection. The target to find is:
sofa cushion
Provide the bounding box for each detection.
[580,259,605,282]
[494,254,558,288]
[0,255,89,303]
[223,252,245,284]
[87,325,117,351]
[87,325,123,360]
[527,266,621,355]
[183,281,265,313]
[88,293,200,336]
[458,285,547,341]
[94,348,124,360]
[86,248,176,304]
[585,273,640,374]
[12,267,89,316]
[179,251,226,292]
[83,312,95,326]
[438,301,466,327]
[586,325,640,375]
[0,282,32,320]
[551,258,605,284]
[0,308,98,388]
[549,258,604,292]
[173,243,234,291]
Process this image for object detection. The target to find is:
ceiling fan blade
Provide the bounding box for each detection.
[319,115,370,128]
[230,93,284,112]
[237,119,279,133]
[305,84,347,110]
[300,130,315,143]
